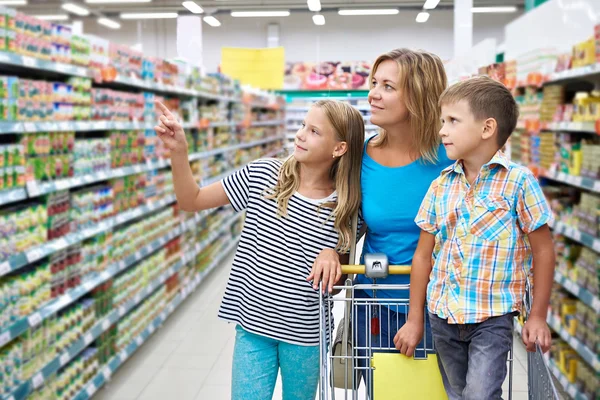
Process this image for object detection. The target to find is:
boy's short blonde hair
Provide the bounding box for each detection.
[439,76,519,147]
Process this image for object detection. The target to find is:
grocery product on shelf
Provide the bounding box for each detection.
[0,202,47,261]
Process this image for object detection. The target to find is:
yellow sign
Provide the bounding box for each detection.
[221,47,285,90]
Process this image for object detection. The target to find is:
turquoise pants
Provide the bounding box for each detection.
[231,325,320,400]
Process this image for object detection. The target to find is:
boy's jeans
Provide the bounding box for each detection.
[429,311,516,400]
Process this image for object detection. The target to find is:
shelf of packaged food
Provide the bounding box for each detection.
[547,63,600,84]
[547,122,597,134]
[0,187,27,207]
[0,51,92,78]
[0,208,222,351]
[547,313,600,372]
[541,170,600,194]
[2,218,240,400]
[0,120,198,135]
[72,237,239,400]
[263,148,284,159]
[554,272,600,313]
[251,120,285,127]
[548,359,590,400]
[286,105,371,112]
[549,220,600,254]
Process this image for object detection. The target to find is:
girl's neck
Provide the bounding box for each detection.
[298,162,335,193]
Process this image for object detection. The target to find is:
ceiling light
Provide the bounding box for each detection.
[34,14,69,21]
[307,0,321,12]
[0,0,26,5]
[230,11,290,17]
[61,3,90,16]
[312,14,325,25]
[203,15,221,26]
[338,9,399,16]
[120,12,178,19]
[416,11,430,22]
[97,17,121,29]
[85,0,151,3]
[182,1,203,14]
[472,6,518,13]
[423,0,440,9]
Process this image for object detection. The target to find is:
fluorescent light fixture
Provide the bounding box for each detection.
[338,9,399,16]
[61,3,90,16]
[34,14,69,21]
[182,1,203,14]
[423,0,440,9]
[85,0,151,3]
[230,11,290,17]
[120,12,178,19]
[97,17,121,29]
[307,0,321,12]
[312,14,325,25]
[472,6,517,13]
[203,15,221,26]
[0,0,26,5]
[416,11,430,22]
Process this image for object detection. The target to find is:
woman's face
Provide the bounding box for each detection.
[368,59,409,129]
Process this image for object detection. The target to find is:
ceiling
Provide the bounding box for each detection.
[18,0,525,17]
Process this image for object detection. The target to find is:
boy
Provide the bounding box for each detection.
[394,76,555,399]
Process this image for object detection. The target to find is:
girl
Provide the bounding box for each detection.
[310,48,453,396]
[154,99,364,400]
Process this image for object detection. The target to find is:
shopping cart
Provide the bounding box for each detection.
[318,254,560,400]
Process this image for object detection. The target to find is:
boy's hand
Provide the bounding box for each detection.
[393,319,424,357]
[154,101,188,156]
[307,249,341,294]
[522,316,551,353]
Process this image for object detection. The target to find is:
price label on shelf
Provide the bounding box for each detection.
[59,352,70,366]
[103,367,112,381]
[119,306,127,317]
[84,332,94,345]
[567,386,576,398]
[571,229,582,242]
[32,372,44,389]
[591,297,600,313]
[26,247,45,263]
[28,312,42,327]
[135,336,143,346]
[0,331,11,347]
[119,352,128,363]
[135,251,142,260]
[102,319,111,331]
[148,325,155,335]
[86,383,97,397]
[22,56,36,68]
[593,240,600,253]
[0,261,11,276]
[564,279,577,294]
[134,293,141,304]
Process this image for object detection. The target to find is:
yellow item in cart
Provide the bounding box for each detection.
[372,353,448,399]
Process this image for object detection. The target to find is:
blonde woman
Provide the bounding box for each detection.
[311,49,452,395]
[154,100,364,400]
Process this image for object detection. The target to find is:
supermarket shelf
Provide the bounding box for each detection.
[251,120,285,127]
[547,63,600,84]
[188,136,283,162]
[0,120,199,135]
[73,237,240,400]
[209,121,236,128]
[547,122,596,134]
[0,188,27,207]
[549,220,600,253]
[547,313,600,372]
[286,105,371,112]
[1,215,240,400]
[555,272,600,313]
[0,195,177,279]
[542,170,600,194]
[0,51,91,78]
[288,123,378,131]
[548,359,590,400]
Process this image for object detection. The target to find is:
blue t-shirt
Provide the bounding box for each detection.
[357,137,453,300]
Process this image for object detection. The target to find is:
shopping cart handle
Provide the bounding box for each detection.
[341,265,411,275]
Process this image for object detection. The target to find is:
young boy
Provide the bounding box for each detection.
[394,76,555,399]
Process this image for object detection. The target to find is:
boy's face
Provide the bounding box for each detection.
[439,100,488,161]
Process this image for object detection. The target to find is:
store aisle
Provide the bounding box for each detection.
[94,253,532,400]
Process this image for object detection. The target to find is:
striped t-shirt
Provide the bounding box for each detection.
[218,158,339,346]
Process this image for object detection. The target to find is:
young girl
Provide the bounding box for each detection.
[154,99,365,400]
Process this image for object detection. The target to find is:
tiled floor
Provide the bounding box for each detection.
[94,254,533,400]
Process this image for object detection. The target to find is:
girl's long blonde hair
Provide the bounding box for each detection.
[370,48,448,164]
[266,100,364,253]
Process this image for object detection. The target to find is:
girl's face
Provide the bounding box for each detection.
[368,59,409,129]
[294,106,346,165]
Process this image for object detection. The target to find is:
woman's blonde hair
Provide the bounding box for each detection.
[369,48,448,164]
[265,100,364,253]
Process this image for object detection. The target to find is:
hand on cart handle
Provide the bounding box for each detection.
[393,319,424,357]
[307,249,342,294]
[154,101,189,156]
[522,316,552,353]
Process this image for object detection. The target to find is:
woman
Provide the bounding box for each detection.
[309,48,452,396]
